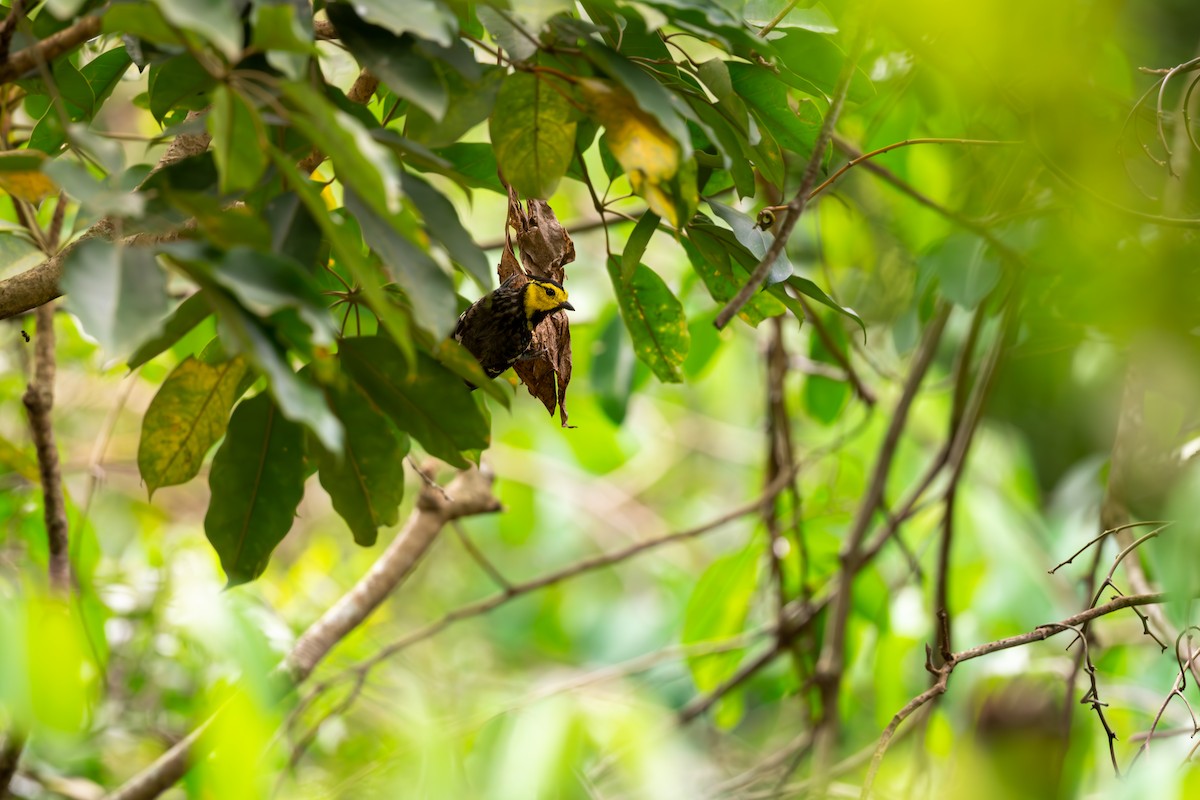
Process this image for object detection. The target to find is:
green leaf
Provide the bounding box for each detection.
[101,4,182,48]
[727,63,820,161]
[772,29,875,103]
[606,256,689,383]
[341,0,457,47]
[621,210,660,283]
[708,200,793,285]
[489,71,576,199]
[207,86,266,194]
[151,0,242,59]
[685,225,786,326]
[682,543,760,727]
[316,379,409,547]
[426,338,512,408]
[52,58,94,120]
[265,192,324,272]
[639,0,765,59]
[139,355,249,497]
[779,276,865,340]
[745,1,838,33]
[399,172,492,288]
[431,142,505,193]
[43,159,144,217]
[80,47,133,114]
[211,247,337,345]
[687,97,756,199]
[326,5,448,119]
[343,189,458,338]
[127,291,213,369]
[204,393,307,586]
[404,64,503,148]
[590,311,640,425]
[266,148,416,366]
[281,81,403,219]
[148,55,217,123]
[476,5,538,62]
[1151,466,1200,628]
[926,233,1001,309]
[182,272,343,453]
[62,239,170,358]
[804,321,851,424]
[251,2,317,54]
[339,336,489,468]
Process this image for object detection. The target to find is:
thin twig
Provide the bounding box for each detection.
[813,302,950,772]
[24,303,69,592]
[1129,629,1200,769]
[793,293,876,406]
[860,592,1171,798]
[713,4,874,329]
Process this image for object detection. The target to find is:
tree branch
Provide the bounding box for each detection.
[812,302,950,772]
[104,469,501,800]
[860,591,1171,799]
[283,468,501,683]
[23,302,69,592]
[713,5,871,329]
[0,119,212,321]
[0,12,100,85]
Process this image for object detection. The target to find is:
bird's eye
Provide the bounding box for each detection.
[544,287,555,297]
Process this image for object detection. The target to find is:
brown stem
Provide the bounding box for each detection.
[23,302,69,592]
[0,13,100,85]
[795,293,876,406]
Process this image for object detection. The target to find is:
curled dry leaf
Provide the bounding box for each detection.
[499,187,575,426]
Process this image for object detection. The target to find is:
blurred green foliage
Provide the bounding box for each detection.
[2,0,1200,799]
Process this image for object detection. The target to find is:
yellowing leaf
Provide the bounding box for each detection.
[580,79,683,224]
[0,150,58,202]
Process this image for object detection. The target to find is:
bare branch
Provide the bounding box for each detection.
[0,13,100,85]
[813,301,951,770]
[860,592,1171,799]
[104,469,501,800]
[23,302,69,591]
[284,468,501,683]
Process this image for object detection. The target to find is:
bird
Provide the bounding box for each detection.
[453,273,574,386]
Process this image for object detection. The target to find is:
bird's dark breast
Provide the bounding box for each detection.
[453,295,534,379]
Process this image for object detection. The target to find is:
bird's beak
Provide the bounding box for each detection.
[561,301,575,311]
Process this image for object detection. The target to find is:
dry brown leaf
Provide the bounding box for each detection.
[498,188,575,426]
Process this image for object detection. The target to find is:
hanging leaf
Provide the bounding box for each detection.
[139,356,249,497]
[606,256,689,383]
[204,393,307,586]
[316,379,409,547]
[489,72,576,199]
[62,239,170,358]
[340,336,489,468]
